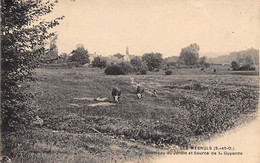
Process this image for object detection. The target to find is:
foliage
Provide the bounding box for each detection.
[231,48,259,65]
[204,63,210,68]
[142,52,163,71]
[198,56,210,68]
[231,61,255,71]
[113,53,124,59]
[140,69,147,75]
[231,61,240,70]
[237,64,255,71]
[1,0,63,131]
[1,0,63,157]
[104,65,124,75]
[68,45,89,65]
[58,52,68,62]
[178,43,200,65]
[40,35,59,63]
[238,55,254,65]
[118,62,134,74]
[104,62,134,75]
[92,56,107,69]
[130,56,148,72]
[165,70,172,75]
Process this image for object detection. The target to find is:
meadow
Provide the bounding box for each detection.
[9,66,259,162]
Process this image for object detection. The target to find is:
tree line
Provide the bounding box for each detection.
[45,42,210,75]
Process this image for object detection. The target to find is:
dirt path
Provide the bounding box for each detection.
[152,111,260,163]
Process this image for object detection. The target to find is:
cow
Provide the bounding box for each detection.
[136,84,144,99]
[112,87,121,103]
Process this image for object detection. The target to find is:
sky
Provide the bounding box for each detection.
[45,0,259,58]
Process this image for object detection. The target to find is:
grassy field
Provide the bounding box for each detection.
[6,66,259,162]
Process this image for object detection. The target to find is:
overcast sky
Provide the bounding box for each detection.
[46,0,259,58]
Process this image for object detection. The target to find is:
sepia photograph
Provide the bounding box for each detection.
[1,0,259,162]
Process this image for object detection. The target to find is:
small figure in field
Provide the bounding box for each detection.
[136,83,144,99]
[152,88,157,97]
[112,87,121,103]
[130,77,134,84]
[214,69,216,73]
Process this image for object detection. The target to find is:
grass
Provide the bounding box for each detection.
[2,66,259,162]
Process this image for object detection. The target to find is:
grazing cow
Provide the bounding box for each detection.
[112,87,121,103]
[136,85,144,99]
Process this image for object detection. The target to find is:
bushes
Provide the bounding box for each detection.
[142,53,163,71]
[237,64,255,71]
[118,62,134,74]
[92,57,107,69]
[130,57,148,73]
[67,45,89,65]
[165,70,172,75]
[231,61,256,71]
[105,61,149,75]
[104,62,133,75]
[140,69,147,75]
[105,65,124,75]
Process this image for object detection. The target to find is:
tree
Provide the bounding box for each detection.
[118,62,134,74]
[40,35,59,63]
[199,56,206,65]
[142,53,163,71]
[113,53,124,59]
[130,56,148,72]
[199,56,210,67]
[1,0,63,155]
[92,56,107,69]
[178,43,200,65]
[244,56,254,65]
[231,61,240,70]
[68,45,89,64]
[60,52,68,62]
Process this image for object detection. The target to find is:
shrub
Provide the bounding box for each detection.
[130,56,148,72]
[238,64,255,71]
[231,62,256,71]
[142,53,163,71]
[205,63,210,68]
[165,70,172,75]
[118,62,134,74]
[104,62,134,75]
[92,57,107,69]
[104,65,124,75]
[68,45,89,65]
[140,69,147,75]
[231,61,240,70]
